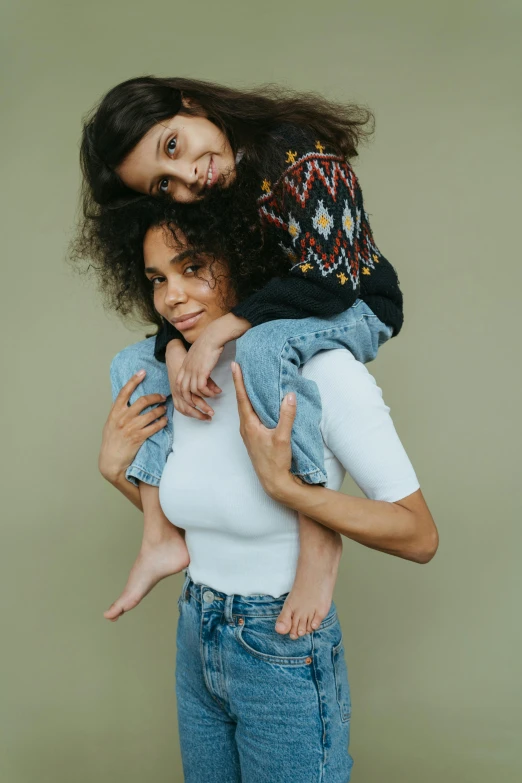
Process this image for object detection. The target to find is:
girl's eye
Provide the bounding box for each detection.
[185,264,201,275]
[159,179,169,193]
[151,277,165,287]
[167,137,177,154]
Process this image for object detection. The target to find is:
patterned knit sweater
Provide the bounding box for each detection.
[155,124,403,362]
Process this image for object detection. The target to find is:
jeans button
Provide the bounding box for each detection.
[203,590,215,603]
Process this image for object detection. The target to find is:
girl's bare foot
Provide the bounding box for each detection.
[104,527,190,621]
[275,514,343,640]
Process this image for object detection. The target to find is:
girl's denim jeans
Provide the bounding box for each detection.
[110,300,392,487]
[175,573,353,782]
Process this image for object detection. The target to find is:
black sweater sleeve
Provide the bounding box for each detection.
[154,137,403,361]
[154,320,190,363]
[232,146,403,333]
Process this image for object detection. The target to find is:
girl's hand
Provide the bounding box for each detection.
[99,371,168,483]
[231,361,298,500]
[166,339,219,421]
[175,331,223,412]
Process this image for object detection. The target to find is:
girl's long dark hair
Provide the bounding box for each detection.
[80,76,374,209]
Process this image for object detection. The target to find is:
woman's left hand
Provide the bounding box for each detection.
[231,361,297,500]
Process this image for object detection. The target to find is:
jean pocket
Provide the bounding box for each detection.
[234,619,314,666]
[332,636,351,723]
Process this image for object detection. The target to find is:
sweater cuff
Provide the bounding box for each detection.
[231,278,348,328]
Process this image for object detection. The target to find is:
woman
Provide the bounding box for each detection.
[90,199,437,781]
[79,76,404,638]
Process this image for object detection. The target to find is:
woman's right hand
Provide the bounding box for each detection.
[98,371,168,483]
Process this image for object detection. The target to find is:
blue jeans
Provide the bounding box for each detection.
[110,301,392,486]
[176,574,353,782]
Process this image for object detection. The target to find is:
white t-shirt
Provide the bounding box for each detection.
[159,341,419,596]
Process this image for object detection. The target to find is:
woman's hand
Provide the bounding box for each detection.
[231,361,298,499]
[99,371,168,483]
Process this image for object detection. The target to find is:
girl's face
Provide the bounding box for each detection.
[118,111,236,203]
[143,225,235,342]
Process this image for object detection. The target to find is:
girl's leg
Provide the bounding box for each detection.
[235,301,392,638]
[106,338,189,620]
[104,483,189,621]
[235,301,392,485]
[110,337,173,488]
[277,513,343,638]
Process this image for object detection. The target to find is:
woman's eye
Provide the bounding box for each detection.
[159,179,169,193]
[185,264,201,275]
[167,137,177,154]
[151,277,164,287]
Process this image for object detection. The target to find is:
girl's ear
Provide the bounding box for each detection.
[181,94,196,109]
[180,94,206,117]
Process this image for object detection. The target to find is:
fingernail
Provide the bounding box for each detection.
[137,369,146,377]
[160,395,167,400]
[286,393,296,405]
[231,362,237,373]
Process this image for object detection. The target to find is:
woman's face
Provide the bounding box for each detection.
[143,225,235,342]
[118,111,236,203]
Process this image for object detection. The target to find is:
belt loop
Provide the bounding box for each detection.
[224,593,235,624]
[181,571,191,602]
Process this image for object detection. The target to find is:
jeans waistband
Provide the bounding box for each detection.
[180,573,337,626]
[181,574,287,615]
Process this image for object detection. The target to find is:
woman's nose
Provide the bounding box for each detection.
[164,282,188,306]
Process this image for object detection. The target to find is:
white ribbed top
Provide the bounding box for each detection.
[159,342,419,596]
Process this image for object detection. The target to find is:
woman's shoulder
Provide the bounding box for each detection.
[301,348,419,502]
[110,335,157,368]
[302,349,379,399]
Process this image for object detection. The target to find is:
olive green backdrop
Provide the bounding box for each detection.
[2,0,521,781]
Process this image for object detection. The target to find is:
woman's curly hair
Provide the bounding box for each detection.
[70,166,287,335]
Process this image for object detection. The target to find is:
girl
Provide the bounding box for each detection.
[91,198,436,782]
[79,76,403,638]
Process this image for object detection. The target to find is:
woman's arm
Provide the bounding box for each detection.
[99,371,168,511]
[231,358,438,565]
[272,481,437,565]
[232,137,402,334]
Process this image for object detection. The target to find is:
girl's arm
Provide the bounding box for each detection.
[231,356,438,565]
[154,129,403,365]
[231,129,403,335]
